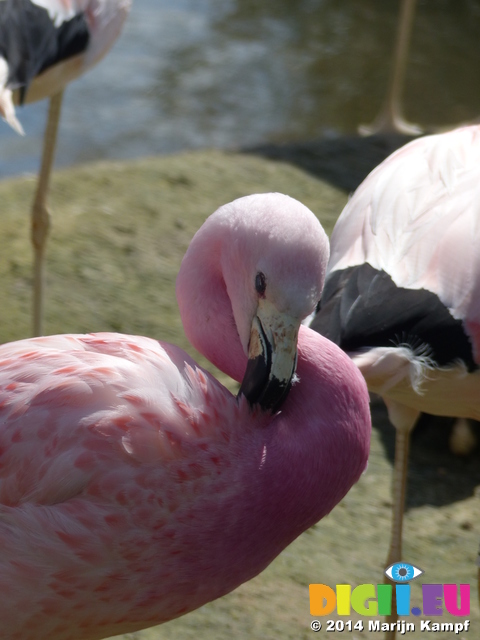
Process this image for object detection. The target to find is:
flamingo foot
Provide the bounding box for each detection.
[449,418,477,456]
[359,111,423,137]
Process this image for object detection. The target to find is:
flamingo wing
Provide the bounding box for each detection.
[0,0,90,103]
[0,0,131,132]
[313,126,480,369]
[0,333,235,508]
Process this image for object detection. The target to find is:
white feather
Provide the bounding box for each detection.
[329,126,480,326]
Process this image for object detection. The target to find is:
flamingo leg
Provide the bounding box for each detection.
[31,90,64,336]
[359,0,422,136]
[477,543,480,609]
[382,399,420,640]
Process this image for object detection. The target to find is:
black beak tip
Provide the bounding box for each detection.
[256,375,292,414]
[239,354,292,414]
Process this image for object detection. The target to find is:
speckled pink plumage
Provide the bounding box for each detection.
[0,194,371,640]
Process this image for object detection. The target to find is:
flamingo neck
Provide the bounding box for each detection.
[176,227,247,383]
[175,209,370,530]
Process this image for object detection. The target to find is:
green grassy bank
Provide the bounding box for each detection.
[0,150,478,639]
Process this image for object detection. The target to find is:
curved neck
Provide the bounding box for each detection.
[176,228,247,383]
[176,218,370,517]
[176,230,371,493]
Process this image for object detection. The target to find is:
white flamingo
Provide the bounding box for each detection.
[0,0,132,336]
[310,125,480,638]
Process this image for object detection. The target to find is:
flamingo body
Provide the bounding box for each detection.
[310,126,480,635]
[0,194,371,640]
[312,125,480,413]
[0,0,131,133]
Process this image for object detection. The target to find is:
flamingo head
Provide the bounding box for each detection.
[216,193,329,413]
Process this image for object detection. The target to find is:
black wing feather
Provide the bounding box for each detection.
[0,0,90,102]
[311,263,477,372]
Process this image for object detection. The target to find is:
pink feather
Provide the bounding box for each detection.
[0,193,370,640]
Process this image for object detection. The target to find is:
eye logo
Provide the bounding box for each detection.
[310,562,470,619]
[385,562,423,583]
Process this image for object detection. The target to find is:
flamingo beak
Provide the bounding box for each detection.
[238,299,299,414]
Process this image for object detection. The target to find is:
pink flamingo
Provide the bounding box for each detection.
[0,193,371,640]
[310,126,480,637]
[0,0,132,336]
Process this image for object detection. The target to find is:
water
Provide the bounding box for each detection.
[1,0,479,178]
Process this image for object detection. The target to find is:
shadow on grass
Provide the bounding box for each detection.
[245,133,416,193]
[371,397,480,512]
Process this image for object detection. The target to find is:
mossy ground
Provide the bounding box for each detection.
[0,150,478,639]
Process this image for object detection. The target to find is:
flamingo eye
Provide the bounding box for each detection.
[385,562,424,583]
[255,272,267,297]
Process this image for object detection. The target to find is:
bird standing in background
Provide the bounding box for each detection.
[0,0,132,336]
[0,194,371,640]
[310,126,480,638]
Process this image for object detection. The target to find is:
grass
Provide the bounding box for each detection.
[0,149,345,385]
[0,150,478,639]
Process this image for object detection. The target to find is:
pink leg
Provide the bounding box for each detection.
[31,91,64,336]
[477,544,480,609]
[359,0,422,136]
[382,399,420,640]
